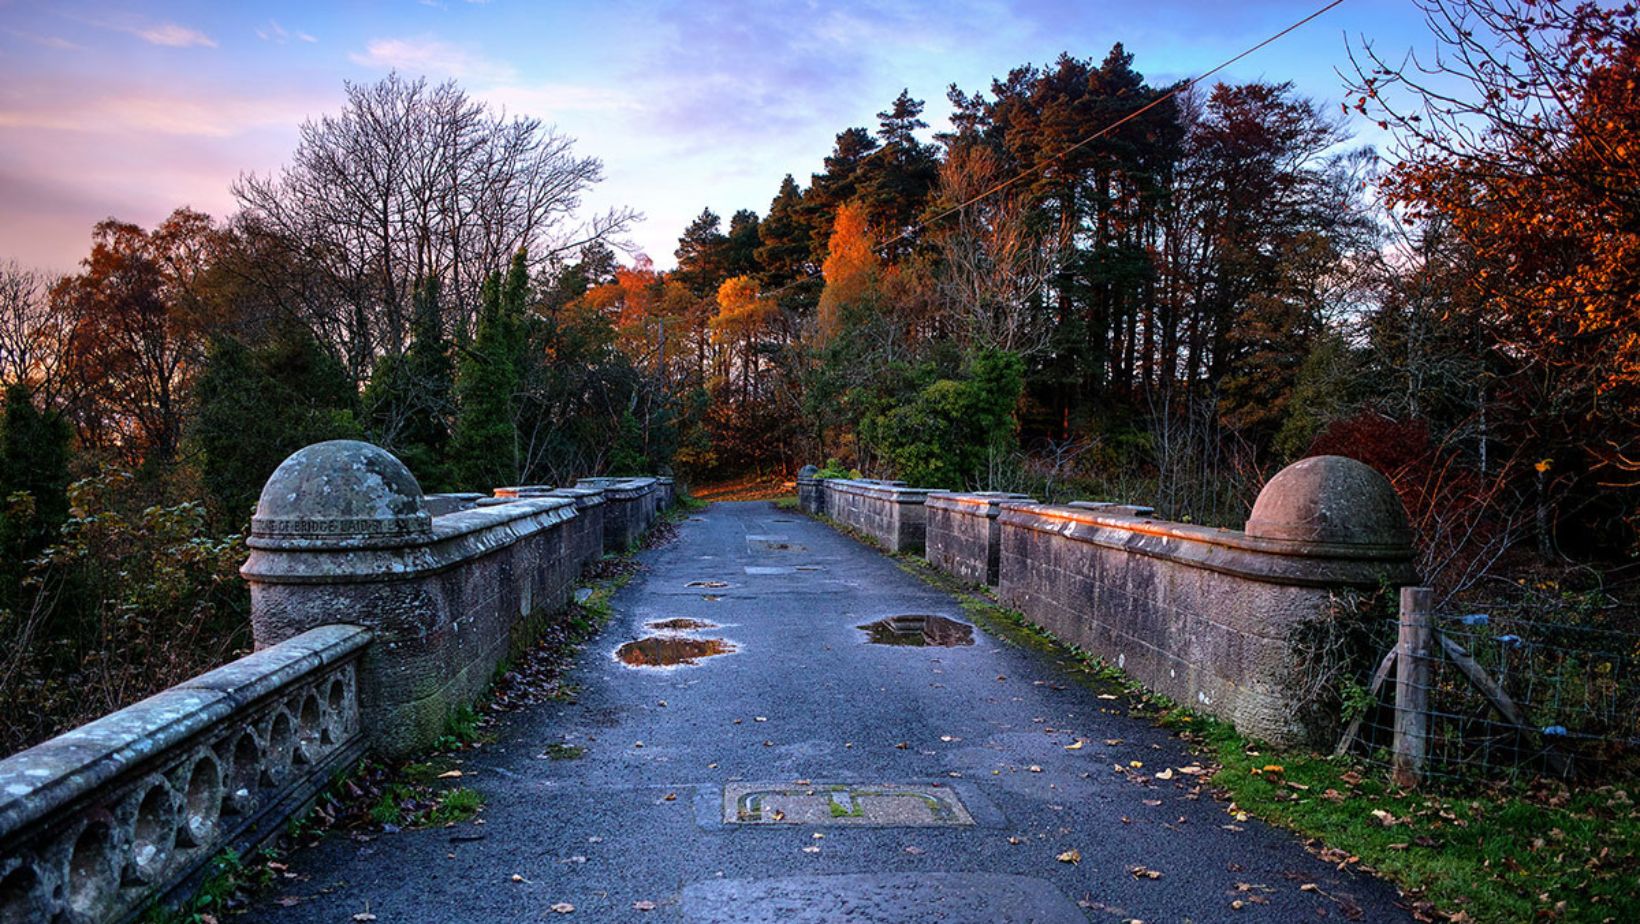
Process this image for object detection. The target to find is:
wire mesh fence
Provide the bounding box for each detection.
[1337,587,1640,787]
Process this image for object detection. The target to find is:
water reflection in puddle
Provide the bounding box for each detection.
[617,636,736,667]
[858,615,975,648]
[647,618,718,631]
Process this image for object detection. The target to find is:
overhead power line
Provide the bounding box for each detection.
[887,0,1348,249]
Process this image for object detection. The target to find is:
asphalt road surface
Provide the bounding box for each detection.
[243,500,1410,923]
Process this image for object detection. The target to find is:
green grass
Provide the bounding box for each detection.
[428,787,484,824]
[853,534,1640,924]
[432,704,485,752]
[773,495,798,510]
[1195,718,1639,923]
[545,742,586,760]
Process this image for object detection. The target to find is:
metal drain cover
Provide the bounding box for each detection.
[724,781,974,826]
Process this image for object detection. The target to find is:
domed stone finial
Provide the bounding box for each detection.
[798,464,819,479]
[1245,455,1412,548]
[250,440,431,548]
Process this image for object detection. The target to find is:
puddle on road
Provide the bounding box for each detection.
[647,618,718,632]
[617,636,737,668]
[686,580,730,589]
[859,615,975,648]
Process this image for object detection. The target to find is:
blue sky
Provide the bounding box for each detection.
[0,1,1433,272]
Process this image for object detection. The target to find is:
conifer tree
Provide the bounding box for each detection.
[450,251,531,489]
[363,276,455,487]
[192,323,360,526]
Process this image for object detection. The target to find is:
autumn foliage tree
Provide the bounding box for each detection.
[1350,0,1640,546]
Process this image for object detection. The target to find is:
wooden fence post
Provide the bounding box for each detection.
[1393,586,1434,787]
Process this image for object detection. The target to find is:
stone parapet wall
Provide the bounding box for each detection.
[0,625,369,924]
[925,492,1035,586]
[577,477,661,552]
[996,503,1415,746]
[244,496,583,757]
[0,438,680,924]
[805,456,1418,747]
[820,479,938,554]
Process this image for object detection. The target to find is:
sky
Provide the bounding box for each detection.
[0,0,1436,273]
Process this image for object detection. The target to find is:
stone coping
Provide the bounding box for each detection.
[1067,500,1156,517]
[0,625,369,839]
[576,477,657,500]
[492,485,556,498]
[422,493,486,516]
[824,479,942,503]
[548,486,607,508]
[999,503,1416,588]
[242,498,577,584]
[926,492,1036,518]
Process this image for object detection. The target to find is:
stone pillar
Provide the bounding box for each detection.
[796,465,825,516]
[926,492,1035,586]
[241,441,580,757]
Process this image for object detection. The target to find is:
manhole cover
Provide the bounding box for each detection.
[724,782,973,826]
[859,615,975,647]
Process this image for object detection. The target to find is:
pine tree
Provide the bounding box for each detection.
[0,384,73,586]
[756,175,811,287]
[193,323,360,526]
[363,276,455,487]
[450,251,531,489]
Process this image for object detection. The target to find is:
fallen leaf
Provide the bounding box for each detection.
[1057,849,1082,864]
[550,902,575,913]
[353,915,377,923]
[1065,740,1086,750]
[511,874,526,883]
[1008,836,1023,845]
[663,792,677,802]
[437,770,463,779]
[1129,865,1163,880]
[802,845,820,854]
[904,846,924,855]
[1028,765,1043,773]
[633,900,657,911]
[1156,769,1175,780]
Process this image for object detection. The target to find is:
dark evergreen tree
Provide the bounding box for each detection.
[861,90,940,258]
[673,209,729,297]
[450,251,530,489]
[192,324,360,526]
[362,276,456,488]
[756,175,812,286]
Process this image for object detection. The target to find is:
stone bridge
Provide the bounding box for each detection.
[0,442,1417,923]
